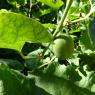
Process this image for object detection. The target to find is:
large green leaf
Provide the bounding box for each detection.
[37,0,63,10]
[0,62,51,95]
[0,11,53,50]
[0,62,33,95]
[33,72,95,95]
[30,63,95,95]
[41,63,81,82]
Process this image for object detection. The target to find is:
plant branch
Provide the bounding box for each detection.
[29,56,56,73]
[28,0,32,18]
[37,56,56,69]
[89,0,93,8]
[71,1,95,23]
[53,0,73,38]
[42,0,73,56]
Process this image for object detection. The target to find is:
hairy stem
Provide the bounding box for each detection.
[53,0,73,38]
[42,0,73,56]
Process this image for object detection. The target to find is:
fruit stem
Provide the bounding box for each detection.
[53,0,73,38]
[42,0,73,57]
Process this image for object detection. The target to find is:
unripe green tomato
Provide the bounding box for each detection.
[52,33,74,59]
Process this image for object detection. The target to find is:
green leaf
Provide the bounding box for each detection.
[43,63,81,82]
[67,0,80,20]
[64,65,82,82]
[37,0,64,10]
[40,8,52,16]
[32,72,95,95]
[30,62,95,95]
[0,62,51,95]
[43,23,56,29]
[7,0,27,5]
[0,59,24,70]
[0,11,53,51]
[0,48,25,63]
[79,71,95,93]
[78,51,95,71]
[79,21,94,51]
[0,62,33,95]
[89,16,95,50]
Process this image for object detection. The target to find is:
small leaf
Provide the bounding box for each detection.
[7,0,27,5]
[43,23,56,29]
[37,0,63,10]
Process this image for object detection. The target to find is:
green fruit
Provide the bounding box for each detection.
[52,33,74,59]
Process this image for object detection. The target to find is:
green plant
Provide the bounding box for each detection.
[0,0,95,95]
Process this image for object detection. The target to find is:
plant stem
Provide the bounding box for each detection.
[89,0,93,8]
[42,0,73,56]
[28,0,32,18]
[71,0,95,23]
[37,56,56,69]
[53,0,73,38]
[71,10,95,23]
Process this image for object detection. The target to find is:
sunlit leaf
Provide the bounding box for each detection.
[37,0,64,10]
[32,71,95,95]
[0,11,53,51]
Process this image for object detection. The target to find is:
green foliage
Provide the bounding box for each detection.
[33,70,95,95]
[0,62,51,95]
[0,0,95,95]
[79,26,95,51]
[79,51,95,71]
